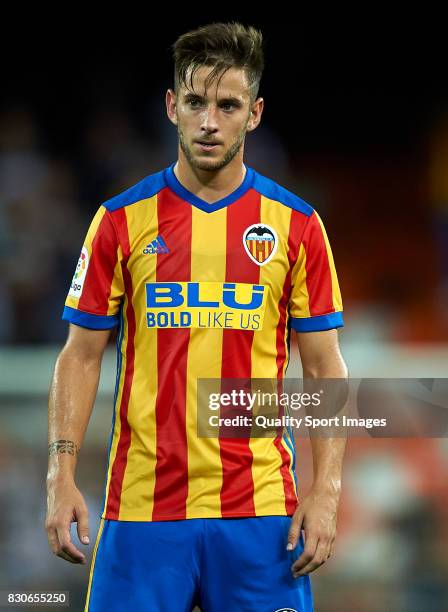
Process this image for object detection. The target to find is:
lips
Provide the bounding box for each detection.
[195,141,221,149]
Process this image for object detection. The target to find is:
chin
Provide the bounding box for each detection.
[191,156,227,171]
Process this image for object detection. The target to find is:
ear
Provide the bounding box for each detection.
[246,97,264,132]
[166,89,178,126]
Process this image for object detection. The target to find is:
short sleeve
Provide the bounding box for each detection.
[289,210,344,332]
[62,206,125,329]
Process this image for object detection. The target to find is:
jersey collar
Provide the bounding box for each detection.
[164,162,255,213]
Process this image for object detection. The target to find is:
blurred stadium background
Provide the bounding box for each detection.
[1,19,447,612]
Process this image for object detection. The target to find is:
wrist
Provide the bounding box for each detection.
[46,475,76,492]
[46,439,79,487]
[311,476,342,497]
[46,467,76,488]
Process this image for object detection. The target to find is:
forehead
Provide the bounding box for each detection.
[180,65,251,100]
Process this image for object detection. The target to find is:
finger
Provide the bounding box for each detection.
[48,523,84,564]
[326,536,335,560]
[295,538,328,576]
[56,523,86,564]
[291,532,318,573]
[47,527,60,555]
[293,538,328,577]
[286,509,304,551]
[76,505,90,545]
[59,550,84,564]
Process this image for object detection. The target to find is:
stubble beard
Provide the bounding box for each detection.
[178,122,248,172]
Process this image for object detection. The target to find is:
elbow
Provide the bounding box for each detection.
[302,355,348,379]
[57,342,103,374]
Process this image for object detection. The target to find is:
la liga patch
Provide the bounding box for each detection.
[69,246,89,298]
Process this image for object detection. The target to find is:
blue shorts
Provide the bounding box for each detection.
[85,516,314,612]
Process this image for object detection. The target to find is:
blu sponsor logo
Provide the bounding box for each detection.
[145,281,267,330]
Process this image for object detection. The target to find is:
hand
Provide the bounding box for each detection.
[45,477,90,564]
[287,487,339,578]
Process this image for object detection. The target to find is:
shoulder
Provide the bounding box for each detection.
[102,168,167,212]
[251,168,315,218]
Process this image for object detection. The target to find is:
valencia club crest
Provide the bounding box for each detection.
[243,224,278,266]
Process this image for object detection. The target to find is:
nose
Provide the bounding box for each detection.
[200,104,219,134]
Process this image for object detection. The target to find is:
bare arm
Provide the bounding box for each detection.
[287,328,348,577]
[45,323,111,564]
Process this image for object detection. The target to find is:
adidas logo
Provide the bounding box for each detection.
[143,235,170,255]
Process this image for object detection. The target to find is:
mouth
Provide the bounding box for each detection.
[194,141,221,151]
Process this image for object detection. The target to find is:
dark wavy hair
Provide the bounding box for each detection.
[172,22,264,102]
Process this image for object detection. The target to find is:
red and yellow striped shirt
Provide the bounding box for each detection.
[63,164,344,521]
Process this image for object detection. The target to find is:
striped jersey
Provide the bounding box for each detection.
[63,163,344,521]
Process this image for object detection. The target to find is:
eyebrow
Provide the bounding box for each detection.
[183,93,243,106]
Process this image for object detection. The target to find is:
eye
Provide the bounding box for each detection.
[188,98,202,108]
[220,102,236,111]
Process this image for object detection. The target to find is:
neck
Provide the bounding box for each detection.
[174,149,247,204]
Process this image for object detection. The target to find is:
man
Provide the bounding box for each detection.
[46,22,347,612]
